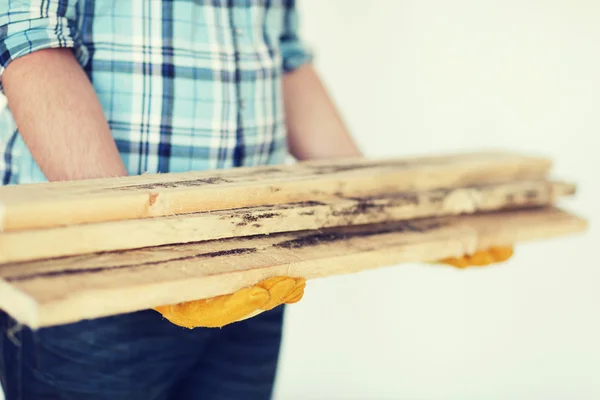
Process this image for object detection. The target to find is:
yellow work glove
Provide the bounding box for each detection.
[154,246,514,329]
[437,246,514,268]
[154,276,305,329]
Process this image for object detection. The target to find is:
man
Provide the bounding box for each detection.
[0,1,510,399]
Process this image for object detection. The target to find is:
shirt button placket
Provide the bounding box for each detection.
[229,6,247,166]
[230,7,244,111]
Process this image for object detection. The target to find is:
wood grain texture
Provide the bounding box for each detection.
[0,179,575,263]
[0,151,552,232]
[0,207,587,329]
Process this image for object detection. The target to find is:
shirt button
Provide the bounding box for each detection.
[235,28,244,36]
[240,99,246,109]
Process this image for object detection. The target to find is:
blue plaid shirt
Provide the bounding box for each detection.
[0,0,311,185]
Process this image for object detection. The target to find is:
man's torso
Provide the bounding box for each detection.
[0,0,302,184]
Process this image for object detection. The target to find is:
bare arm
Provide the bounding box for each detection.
[283,64,362,160]
[2,48,127,181]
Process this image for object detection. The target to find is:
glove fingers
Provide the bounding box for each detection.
[154,275,308,328]
[465,250,496,266]
[232,277,307,320]
[154,286,269,328]
[438,256,470,268]
[255,276,306,309]
[261,279,297,310]
[489,246,514,262]
[282,279,306,304]
[437,246,515,268]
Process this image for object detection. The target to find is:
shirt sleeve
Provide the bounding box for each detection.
[280,0,313,73]
[0,0,89,91]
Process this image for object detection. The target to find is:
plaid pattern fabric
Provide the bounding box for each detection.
[0,0,311,184]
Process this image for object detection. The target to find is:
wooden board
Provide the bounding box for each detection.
[0,179,575,263]
[0,151,552,232]
[0,207,587,329]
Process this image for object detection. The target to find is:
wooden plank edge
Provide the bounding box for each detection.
[0,150,552,194]
[0,278,40,329]
[551,181,576,196]
[4,207,588,329]
[1,153,553,232]
[0,180,576,264]
[0,201,4,234]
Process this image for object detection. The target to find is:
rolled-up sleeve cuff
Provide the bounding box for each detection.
[0,16,89,92]
[279,2,313,73]
[280,39,313,73]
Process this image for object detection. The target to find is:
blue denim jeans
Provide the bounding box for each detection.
[0,306,285,400]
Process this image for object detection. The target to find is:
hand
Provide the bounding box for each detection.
[436,246,514,268]
[154,246,514,329]
[154,276,305,329]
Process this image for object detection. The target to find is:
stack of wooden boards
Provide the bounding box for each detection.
[0,151,588,328]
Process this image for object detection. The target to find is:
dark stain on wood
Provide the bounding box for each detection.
[236,212,281,226]
[300,201,327,207]
[205,248,256,258]
[274,220,443,249]
[7,248,258,282]
[117,176,232,191]
[299,210,316,216]
[332,193,421,218]
[502,189,544,208]
[7,216,446,283]
[356,192,422,207]
[257,212,279,219]
[332,199,385,217]
[525,190,539,200]
[427,189,450,204]
[387,192,421,206]
[219,201,325,221]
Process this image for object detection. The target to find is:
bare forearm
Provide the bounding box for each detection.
[283,64,361,160]
[3,48,127,181]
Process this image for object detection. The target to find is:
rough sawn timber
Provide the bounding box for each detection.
[0,151,552,232]
[0,180,575,263]
[0,207,587,329]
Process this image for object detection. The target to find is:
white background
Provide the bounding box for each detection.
[273,1,600,399]
[2,1,599,399]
